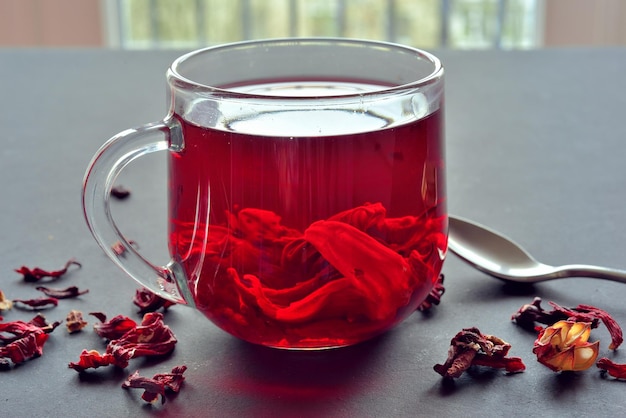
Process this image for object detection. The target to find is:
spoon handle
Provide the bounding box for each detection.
[558,264,626,284]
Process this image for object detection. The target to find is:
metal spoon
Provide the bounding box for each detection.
[447,215,626,284]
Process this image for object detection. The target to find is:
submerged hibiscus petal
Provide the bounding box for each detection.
[304,220,413,320]
[187,202,446,348]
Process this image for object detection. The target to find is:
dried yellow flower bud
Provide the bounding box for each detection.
[533,320,599,372]
[0,290,13,311]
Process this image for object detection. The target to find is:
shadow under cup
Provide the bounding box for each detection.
[85,38,446,350]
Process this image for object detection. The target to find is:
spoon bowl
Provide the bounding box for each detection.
[447,215,626,284]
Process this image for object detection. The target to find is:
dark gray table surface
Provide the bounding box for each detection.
[1,47,626,417]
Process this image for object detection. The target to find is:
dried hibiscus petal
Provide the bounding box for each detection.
[15,258,81,282]
[1,320,40,343]
[90,312,137,340]
[0,315,61,344]
[133,287,176,314]
[512,297,623,350]
[184,202,445,347]
[0,316,59,366]
[27,314,62,334]
[434,327,525,379]
[511,297,563,330]
[36,285,89,299]
[417,274,445,311]
[66,310,88,334]
[533,320,599,372]
[597,357,626,379]
[122,365,187,404]
[0,332,48,365]
[68,349,115,372]
[13,297,59,310]
[106,312,177,368]
[69,312,177,371]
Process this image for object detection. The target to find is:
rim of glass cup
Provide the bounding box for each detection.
[167,37,443,100]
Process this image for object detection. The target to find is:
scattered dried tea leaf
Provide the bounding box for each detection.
[512,297,623,350]
[27,314,62,334]
[68,349,116,372]
[122,365,187,404]
[0,314,60,366]
[36,285,89,299]
[533,320,599,372]
[90,312,137,340]
[133,287,176,314]
[511,297,562,331]
[15,258,81,282]
[13,297,59,310]
[69,312,177,371]
[417,274,445,311]
[0,332,49,365]
[597,357,626,380]
[106,312,177,368]
[434,327,525,379]
[66,310,88,334]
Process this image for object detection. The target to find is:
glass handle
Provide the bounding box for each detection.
[82,119,188,305]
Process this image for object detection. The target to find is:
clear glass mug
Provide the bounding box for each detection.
[82,38,446,349]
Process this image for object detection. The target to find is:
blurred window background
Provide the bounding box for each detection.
[1,0,625,49]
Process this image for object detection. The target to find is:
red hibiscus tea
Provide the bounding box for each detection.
[83,39,446,350]
[168,79,446,349]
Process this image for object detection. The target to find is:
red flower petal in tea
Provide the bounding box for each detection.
[180,203,446,347]
[36,285,89,299]
[122,365,187,404]
[90,312,137,340]
[303,220,414,320]
[327,202,386,232]
[597,357,626,380]
[15,258,81,282]
[235,208,299,243]
[232,220,421,324]
[133,287,176,314]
